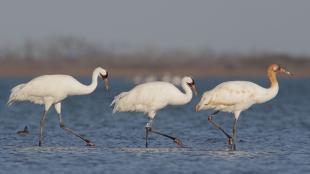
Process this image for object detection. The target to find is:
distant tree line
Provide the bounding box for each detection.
[0,36,309,73]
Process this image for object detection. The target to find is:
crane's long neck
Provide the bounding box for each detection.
[76,69,99,95]
[173,82,193,105]
[268,67,278,89]
[258,67,279,103]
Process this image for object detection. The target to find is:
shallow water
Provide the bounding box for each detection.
[0,77,309,174]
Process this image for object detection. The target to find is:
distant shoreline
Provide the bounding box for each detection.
[0,64,308,78]
[1,52,309,78]
[1,35,310,78]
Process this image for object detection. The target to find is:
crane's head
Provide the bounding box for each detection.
[97,67,109,90]
[270,64,293,76]
[183,76,198,96]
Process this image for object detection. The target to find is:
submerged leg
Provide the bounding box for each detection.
[208,111,233,145]
[39,110,47,146]
[231,118,237,151]
[144,118,183,148]
[57,114,95,146]
[150,130,183,147]
[145,119,153,148]
[39,102,52,146]
[145,112,155,148]
[55,103,95,146]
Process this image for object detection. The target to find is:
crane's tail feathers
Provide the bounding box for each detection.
[7,100,14,107]
[110,92,129,113]
[110,98,117,107]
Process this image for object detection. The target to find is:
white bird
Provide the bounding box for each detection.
[7,67,109,146]
[195,64,292,150]
[111,76,198,148]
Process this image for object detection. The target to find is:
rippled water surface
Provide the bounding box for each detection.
[0,77,309,174]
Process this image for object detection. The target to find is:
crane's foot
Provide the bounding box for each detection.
[230,144,236,151]
[85,139,96,147]
[228,137,233,145]
[228,139,236,151]
[174,138,183,148]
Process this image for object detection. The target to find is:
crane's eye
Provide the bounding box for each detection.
[186,80,194,86]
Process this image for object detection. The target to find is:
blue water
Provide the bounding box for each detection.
[0,77,309,174]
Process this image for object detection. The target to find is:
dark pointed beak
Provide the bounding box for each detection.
[100,74,109,90]
[280,67,293,76]
[104,78,109,90]
[191,84,198,96]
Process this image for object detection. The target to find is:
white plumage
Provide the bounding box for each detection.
[8,75,84,106]
[8,67,109,146]
[112,77,197,118]
[111,76,197,147]
[196,64,292,150]
[196,81,278,118]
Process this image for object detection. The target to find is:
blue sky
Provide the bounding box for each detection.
[0,0,310,55]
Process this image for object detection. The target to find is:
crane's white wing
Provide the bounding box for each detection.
[202,81,265,111]
[111,81,184,114]
[8,75,83,105]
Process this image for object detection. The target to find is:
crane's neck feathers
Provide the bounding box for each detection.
[268,67,278,89]
[257,66,279,103]
[168,79,193,105]
[74,68,101,95]
[179,80,193,104]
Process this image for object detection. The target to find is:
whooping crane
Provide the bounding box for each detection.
[111,76,198,148]
[195,64,292,150]
[8,67,109,146]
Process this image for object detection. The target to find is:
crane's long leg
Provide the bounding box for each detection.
[57,114,95,146]
[145,119,153,148]
[145,119,183,148]
[231,118,237,151]
[145,127,150,148]
[150,130,183,147]
[39,102,52,146]
[208,111,233,145]
[39,110,47,146]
